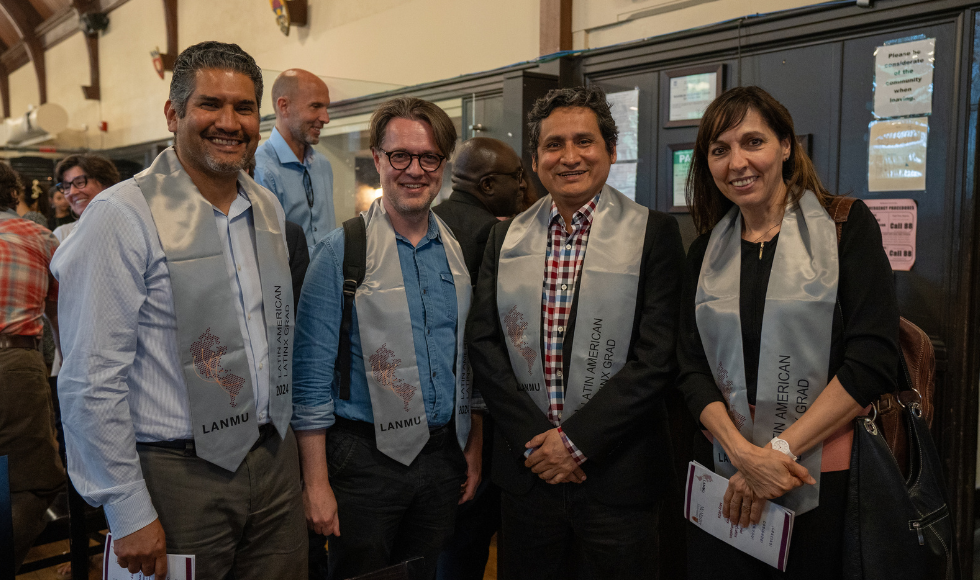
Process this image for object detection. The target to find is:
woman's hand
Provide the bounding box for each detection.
[725,443,815,526]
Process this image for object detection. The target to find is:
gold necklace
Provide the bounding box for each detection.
[749,222,780,260]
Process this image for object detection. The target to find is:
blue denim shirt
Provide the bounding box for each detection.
[291,212,460,431]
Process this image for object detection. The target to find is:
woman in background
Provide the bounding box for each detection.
[51,154,119,242]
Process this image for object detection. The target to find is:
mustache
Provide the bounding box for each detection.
[202,130,250,143]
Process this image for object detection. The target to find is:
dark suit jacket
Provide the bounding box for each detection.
[284,220,309,312]
[466,207,685,507]
[432,190,499,284]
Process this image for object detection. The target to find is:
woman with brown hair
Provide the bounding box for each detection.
[677,86,899,578]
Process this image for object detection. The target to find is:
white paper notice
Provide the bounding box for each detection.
[606,89,639,161]
[606,162,637,201]
[874,38,935,118]
[103,533,195,580]
[865,198,917,271]
[669,73,717,121]
[684,461,795,571]
[868,117,928,192]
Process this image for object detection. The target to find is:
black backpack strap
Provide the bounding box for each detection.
[337,216,366,400]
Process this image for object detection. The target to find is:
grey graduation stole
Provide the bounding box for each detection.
[355,198,472,466]
[695,190,838,514]
[135,148,294,472]
[496,185,646,421]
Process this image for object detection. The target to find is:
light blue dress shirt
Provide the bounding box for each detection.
[254,127,335,255]
[50,178,286,539]
[291,212,460,432]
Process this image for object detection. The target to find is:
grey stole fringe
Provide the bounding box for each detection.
[136,148,293,472]
[695,190,837,514]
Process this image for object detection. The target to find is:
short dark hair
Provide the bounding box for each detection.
[527,86,618,159]
[55,154,121,189]
[369,97,457,159]
[0,162,22,211]
[169,41,263,118]
[686,85,831,234]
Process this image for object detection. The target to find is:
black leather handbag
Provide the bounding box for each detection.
[842,398,958,580]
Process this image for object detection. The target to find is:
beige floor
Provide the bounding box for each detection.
[16,535,498,580]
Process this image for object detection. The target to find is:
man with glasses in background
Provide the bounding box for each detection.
[293,97,481,580]
[432,137,528,580]
[255,68,335,256]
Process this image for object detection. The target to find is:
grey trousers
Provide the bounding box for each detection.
[0,347,65,571]
[137,426,307,580]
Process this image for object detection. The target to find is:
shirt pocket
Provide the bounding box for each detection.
[440,272,457,322]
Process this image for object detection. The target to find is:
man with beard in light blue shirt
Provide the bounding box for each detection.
[255,69,335,256]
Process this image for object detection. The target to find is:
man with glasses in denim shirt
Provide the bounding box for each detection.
[255,69,335,255]
[293,97,481,580]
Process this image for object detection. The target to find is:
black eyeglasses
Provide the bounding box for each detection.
[482,167,524,184]
[56,175,89,193]
[377,149,446,172]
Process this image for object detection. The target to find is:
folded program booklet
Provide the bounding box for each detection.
[684,460,796,571]
[103,533,195,580]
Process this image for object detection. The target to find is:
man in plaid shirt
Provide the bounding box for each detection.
[0,162,65,572]
[467,86,685,579]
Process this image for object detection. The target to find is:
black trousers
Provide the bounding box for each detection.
[498,481,660,580]
[326,423,467,580]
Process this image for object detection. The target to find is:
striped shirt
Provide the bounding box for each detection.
[51,179,286,539]
[0,210,58,336]
[541,193,601,465]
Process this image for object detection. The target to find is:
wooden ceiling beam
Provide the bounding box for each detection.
[0,0,47,103]
[73,0,102,100]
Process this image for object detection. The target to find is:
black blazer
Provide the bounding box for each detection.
[466,208,685,507]
[284,220,309,312]
[432,190,499,284]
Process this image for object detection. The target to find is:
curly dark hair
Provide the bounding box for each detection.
[0,162,24,211]
[526,86,618,159]
[686,85,832,234]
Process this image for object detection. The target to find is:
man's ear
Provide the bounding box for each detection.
[276,96,290,117]
[165,100,178,132]
[479,176,494,196]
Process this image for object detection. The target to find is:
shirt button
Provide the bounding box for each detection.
[432,371,437,378]
[557,370,563,378]
[426,328,431,335]
[248,314,251,320]
[259,363,263,369]
[561,284,567,291]
[558,326,564,332]
[314,227,318,232]
[565,244,571,250]
[237,265,242,272]
[422,289,427,295]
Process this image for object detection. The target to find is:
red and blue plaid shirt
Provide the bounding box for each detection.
[539,193,601,465]
[0,213,59,336]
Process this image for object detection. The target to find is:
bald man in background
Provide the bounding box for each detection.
[433,137,527,281]
[432,137,528,580]
[255,69,335,255]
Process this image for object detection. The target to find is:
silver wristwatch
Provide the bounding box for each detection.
[770,436,798,461]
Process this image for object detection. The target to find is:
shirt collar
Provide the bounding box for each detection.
[269,126,310,167]
[393,211,442,247]
[549,191,601,231]
[0,207,17,217]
